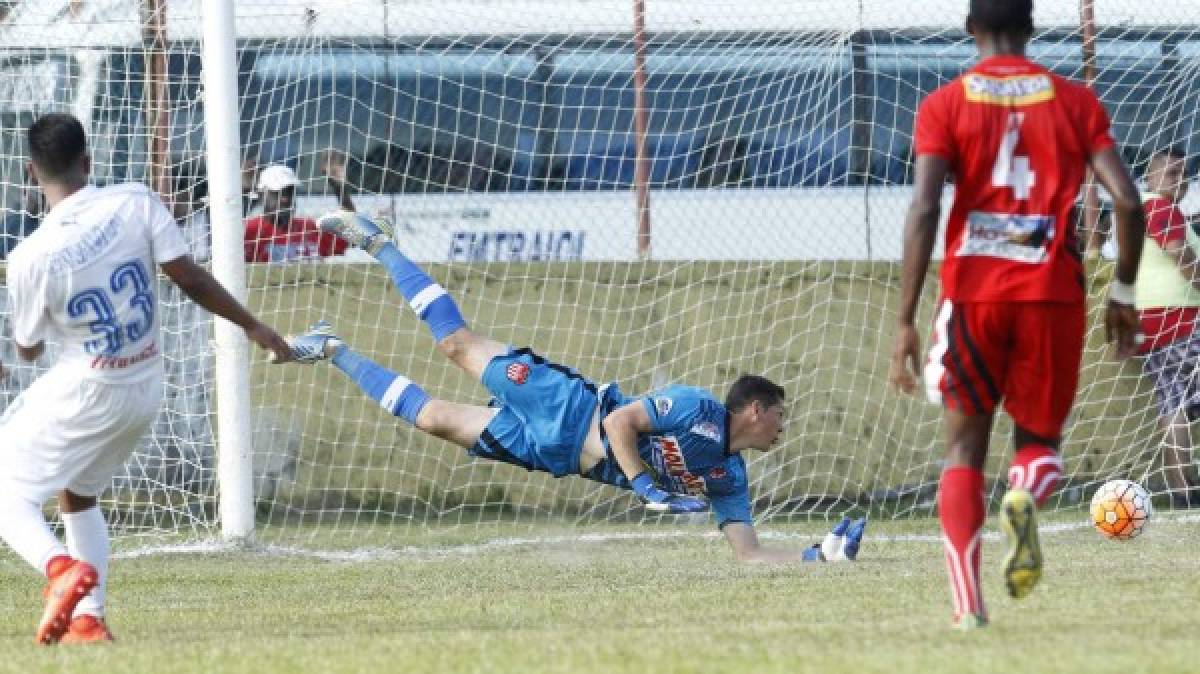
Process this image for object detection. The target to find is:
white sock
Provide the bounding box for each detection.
[820,531,846,561]
[0,489,67,575]
[63,506,109,617]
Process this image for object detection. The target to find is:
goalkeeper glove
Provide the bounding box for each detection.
[630,472,708,514]
[823,515,868,562]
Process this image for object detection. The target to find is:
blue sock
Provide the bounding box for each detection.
[377,244,466,341]
[332,347,429,425]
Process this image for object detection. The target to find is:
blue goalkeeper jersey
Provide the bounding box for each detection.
[588,384,753,528]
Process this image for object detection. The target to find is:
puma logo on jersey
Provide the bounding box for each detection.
[654,397,673,417]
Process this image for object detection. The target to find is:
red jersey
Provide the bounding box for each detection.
[1138,195,1198,352]
[914,55,1116,303]
[244,215,348,263]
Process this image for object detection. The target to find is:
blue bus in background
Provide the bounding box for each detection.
[3,29,1195,201]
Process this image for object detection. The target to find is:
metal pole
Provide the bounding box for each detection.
[1081,0,1103,258]
[631,0,652,258]
[141,0,171,201]
[200,0,256,542]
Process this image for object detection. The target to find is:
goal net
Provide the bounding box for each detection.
[1,0,1198,546]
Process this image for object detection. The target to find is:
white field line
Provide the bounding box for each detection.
[112,513,1200,562]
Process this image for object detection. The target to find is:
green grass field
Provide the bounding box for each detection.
[0,514,1195,674]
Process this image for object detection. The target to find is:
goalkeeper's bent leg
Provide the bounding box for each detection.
[331,347,430,425]
[376,244,466,342]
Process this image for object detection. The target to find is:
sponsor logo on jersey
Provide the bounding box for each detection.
[47,217,122,274]
[506,362,530,385]
[959,211,1056,263]
[690,421,721,443]
[654,396,673,417]
[962,73,1055,106]
[90,341,159,370]
[659,436,706,496]
[708,466,727,480]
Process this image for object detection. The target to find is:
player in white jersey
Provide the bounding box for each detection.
[0,113,293,645]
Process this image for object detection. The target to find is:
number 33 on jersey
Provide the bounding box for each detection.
[7,183,192,381]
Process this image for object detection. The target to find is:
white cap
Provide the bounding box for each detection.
[257,164,299,191]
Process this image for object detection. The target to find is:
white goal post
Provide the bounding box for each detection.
[200,0,255,541]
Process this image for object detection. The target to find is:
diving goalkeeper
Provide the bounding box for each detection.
[282,211,867,562]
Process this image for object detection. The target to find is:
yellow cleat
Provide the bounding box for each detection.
[1001,488,1043,599]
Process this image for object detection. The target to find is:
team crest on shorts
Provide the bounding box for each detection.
[506,362,530,385]
[708,467,727,479]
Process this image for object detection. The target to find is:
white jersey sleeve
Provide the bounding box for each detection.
[141,190,189,264]
[6,249,51,348]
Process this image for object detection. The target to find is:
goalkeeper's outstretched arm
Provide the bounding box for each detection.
[601,402,707,514]
[724,518,865,563]
[722,522,816,563]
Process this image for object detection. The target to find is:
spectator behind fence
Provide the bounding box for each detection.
[243,163,348,263]
[1133,147,1200,508]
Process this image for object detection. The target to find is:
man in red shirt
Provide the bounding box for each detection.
[888,0,1145,629]
[243,164,348,262]
[1134,147,1200,508]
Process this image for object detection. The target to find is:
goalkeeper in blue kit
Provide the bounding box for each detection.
[282,211,867,562]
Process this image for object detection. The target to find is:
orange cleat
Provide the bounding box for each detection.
[35,559,99,645]
[60,614,114,644]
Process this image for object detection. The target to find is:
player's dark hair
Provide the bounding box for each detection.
[27,113,88,180]
[725,375,785,414]
[968,0,1034,37]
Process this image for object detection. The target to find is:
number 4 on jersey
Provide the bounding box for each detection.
[992,112,1035,200]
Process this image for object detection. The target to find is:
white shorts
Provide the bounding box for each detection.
[0,366,163,503]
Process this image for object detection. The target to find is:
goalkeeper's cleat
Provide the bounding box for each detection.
[952,612,988,631]
[60,614,114,644]
[317,210,394,256]
[1000,488,1043,599]
[35,559,98,645]
[839,517,868,561]
[820,515,851,560]
[284,320,344,364]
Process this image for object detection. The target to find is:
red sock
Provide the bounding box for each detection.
[1007,444,1063,507]
[44,554,72,579]
[938,466,985,621]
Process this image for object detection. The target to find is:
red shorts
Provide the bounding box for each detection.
[924,300,1085,439]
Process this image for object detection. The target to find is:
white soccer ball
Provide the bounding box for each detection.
[1089,479,1152,540]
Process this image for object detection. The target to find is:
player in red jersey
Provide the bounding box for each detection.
[887,0,1146,629]
[243,164,349,263]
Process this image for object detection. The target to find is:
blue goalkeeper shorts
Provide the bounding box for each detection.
[472,348,599,477]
